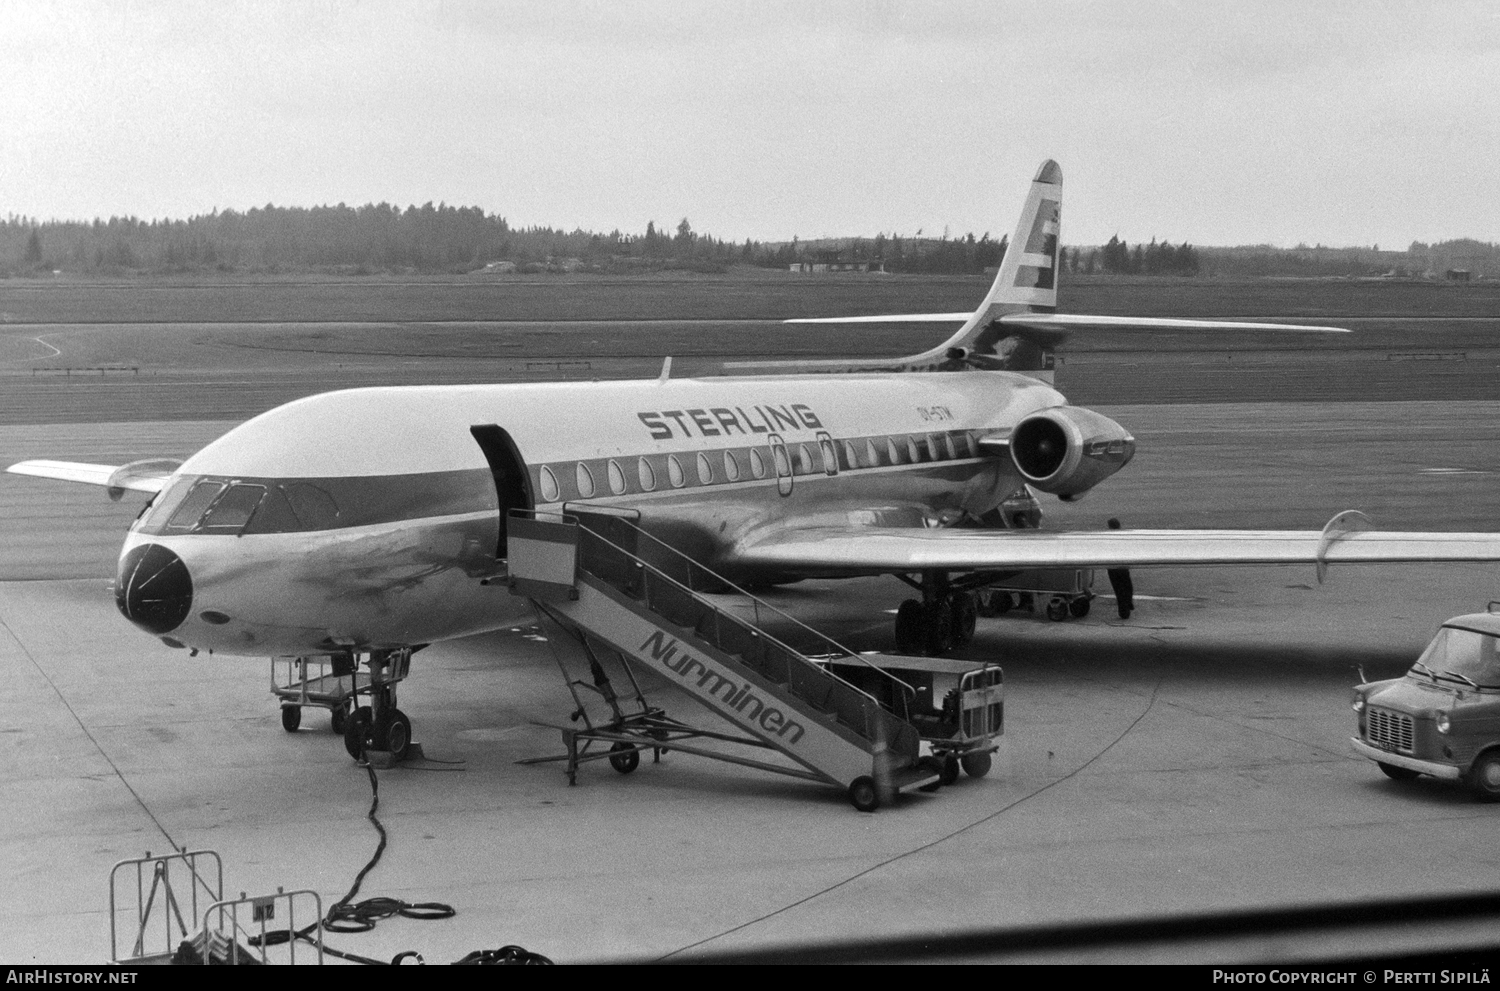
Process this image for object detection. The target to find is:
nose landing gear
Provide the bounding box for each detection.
[337,648,416,763]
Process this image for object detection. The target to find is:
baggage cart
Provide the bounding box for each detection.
[979,568,1095,622]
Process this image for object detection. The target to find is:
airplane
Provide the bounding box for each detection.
[12,159,1500,766]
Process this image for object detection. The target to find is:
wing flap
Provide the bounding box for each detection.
[731,525,1500,575]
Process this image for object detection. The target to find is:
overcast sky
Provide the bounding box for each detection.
[3,0,1496,248]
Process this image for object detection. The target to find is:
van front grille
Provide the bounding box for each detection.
[1366,708,1414,753]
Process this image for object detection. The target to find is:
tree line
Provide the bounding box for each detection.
[2,200,1480,279]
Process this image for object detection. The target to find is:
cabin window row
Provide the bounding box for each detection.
[534,430,982,503]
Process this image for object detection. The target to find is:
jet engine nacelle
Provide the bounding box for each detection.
[1009,406,1136,498]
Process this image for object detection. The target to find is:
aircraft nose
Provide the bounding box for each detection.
[115,544,194,634]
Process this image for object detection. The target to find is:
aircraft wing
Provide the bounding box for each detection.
[730,520,1500,580]
[7,459,178,498]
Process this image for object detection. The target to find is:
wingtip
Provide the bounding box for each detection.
[1034,159,1062,185]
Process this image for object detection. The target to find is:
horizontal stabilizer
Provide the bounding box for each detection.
[784,313,972,325]
[998,312,1350,342]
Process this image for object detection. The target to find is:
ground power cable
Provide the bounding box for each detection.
[656,671,1166,962]
[250,747,550,965]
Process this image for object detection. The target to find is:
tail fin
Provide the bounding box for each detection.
[973,158,1063,314]
[918,158,1063,367]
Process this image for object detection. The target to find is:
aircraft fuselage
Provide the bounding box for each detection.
[115,370,1071,656]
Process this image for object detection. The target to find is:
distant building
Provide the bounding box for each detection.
[787,260,885,274]
[1446,269,1472,282]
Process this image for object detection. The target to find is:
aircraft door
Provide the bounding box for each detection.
[768,434,793,497]
[469,424,534,559]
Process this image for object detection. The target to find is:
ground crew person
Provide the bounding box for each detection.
[1106,517,1134,619]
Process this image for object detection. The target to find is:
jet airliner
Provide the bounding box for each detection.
[13,160,1500,761]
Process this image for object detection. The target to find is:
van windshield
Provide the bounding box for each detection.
[1413,627,1500,688]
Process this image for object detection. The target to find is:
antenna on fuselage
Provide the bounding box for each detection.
[658,357,673,383]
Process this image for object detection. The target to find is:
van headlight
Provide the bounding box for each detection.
[1436,712,1451,734]
[1351,696,1365,713]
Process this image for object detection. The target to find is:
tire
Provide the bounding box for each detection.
[917,756,945,792]
[343,706,373,760]
[1046,597,1069,622]
[961,751,993,778]
[894,599,924,654]
[280,705,301,733]
[950,593,977,646]
[1069,596,1091,619]
[940,756,961,786]
[330,704,348,735]
[848,775,880,813]
[382,709,412,762]
[608,742,640,774]
[924,602,954,655]
[1378,761,1420,782]
[1469,751,1500,802]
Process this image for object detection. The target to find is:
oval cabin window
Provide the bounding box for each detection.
[697,452,715,484]
[637,457,656,491]
[907,436,922,463]
[866,439,881,467]
[796,444,814,474]
[886,438,903,465]
[844,441,860,468]
[576,463,596,498]
[539,466,560,502]
[607,460,627,495]
[724,451,741,481]
[667,455,685,488]
[750,449,767,479]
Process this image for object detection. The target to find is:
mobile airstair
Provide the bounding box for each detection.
[499,508,999,811]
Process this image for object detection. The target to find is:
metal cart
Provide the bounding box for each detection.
[978,568,1095,622]
[270,652,399,734]
[829,655,1004,782]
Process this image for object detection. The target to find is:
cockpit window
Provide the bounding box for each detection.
[132,476,193,532]
[164,481,226,531]
[198,483,266,533]
[283,483,342,530]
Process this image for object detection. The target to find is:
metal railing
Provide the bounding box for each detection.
[109,847,223,964]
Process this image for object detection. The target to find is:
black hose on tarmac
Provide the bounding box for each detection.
[251,752,552,965]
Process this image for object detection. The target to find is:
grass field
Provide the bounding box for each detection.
[1,270,1497,325]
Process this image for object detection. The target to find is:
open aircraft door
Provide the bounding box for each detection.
[470,424,534,559]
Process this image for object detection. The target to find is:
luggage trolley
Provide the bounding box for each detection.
[270,651,409,734]
[979,568,1095,622]
[829,656,1004,783]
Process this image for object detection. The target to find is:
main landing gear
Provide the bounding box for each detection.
[894,572,979,656]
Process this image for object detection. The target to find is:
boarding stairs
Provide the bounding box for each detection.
[503,508,938,810]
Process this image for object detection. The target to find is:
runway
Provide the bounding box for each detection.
[4,397,1500,963]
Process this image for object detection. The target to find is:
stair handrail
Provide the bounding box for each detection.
[542,508,918,701]
[516,508,917,716]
